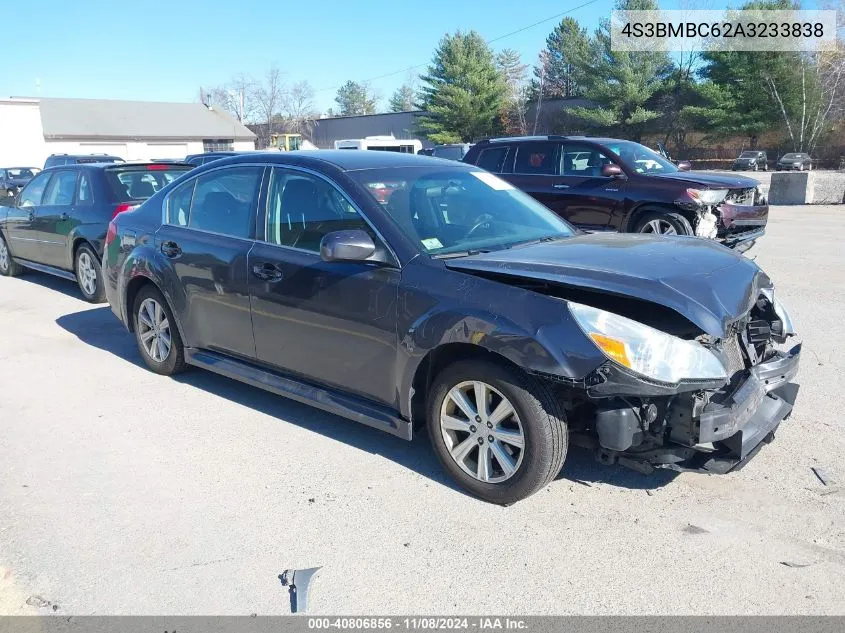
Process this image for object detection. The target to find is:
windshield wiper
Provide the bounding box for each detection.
[433,248,493,259]
[505,234,568,249]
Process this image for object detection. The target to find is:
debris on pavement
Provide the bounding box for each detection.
[26,595,49,608]
[279,566,321,613]
[683,524,709,535]
[811,467,830,486]
[780,561,816,568]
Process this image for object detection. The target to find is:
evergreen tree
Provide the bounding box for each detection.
[388,84,417,112]
[335,81,378,116]
[417,31,505,143]
[532,17,591,99]
[570,0,673,140]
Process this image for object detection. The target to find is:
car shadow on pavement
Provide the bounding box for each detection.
[56,306,679,496]
[15,269,86,301]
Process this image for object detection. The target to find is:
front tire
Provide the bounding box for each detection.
[633,210,693,236]
[74,244,105,303]
[427,359,567,505]
[133,286,187,376]
[0,232,22,277]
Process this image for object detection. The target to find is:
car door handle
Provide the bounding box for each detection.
[252,263,283,282]
[161,240,182,258]
[553,183,570,189]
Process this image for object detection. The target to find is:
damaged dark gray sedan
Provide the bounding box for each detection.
[101,151,800,504]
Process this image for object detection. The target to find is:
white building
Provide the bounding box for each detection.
[0,97,256,167]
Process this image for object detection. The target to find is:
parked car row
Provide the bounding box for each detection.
[0,161,192,300]
[0,149,800,504]
[731,150,814,172]
[461,135,768,252]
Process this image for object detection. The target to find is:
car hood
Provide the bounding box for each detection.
[7,178,31,186]
[651,171,760,188]
[444,233,770,338]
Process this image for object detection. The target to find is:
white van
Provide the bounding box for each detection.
[334,135,422,154]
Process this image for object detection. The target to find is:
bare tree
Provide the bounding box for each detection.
[252,65,288,145]
[496,49,529,135]
[282,81,319,135]
[208,73,257,123]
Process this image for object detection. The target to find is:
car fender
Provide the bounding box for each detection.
[67,223,107,265]
[395,264,606,419]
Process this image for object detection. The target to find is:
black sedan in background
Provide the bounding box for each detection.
[777,153,813,171]
[100,151,799,504]
[0,161,192,301]
[0,166,41,196]
[732,151,768,171]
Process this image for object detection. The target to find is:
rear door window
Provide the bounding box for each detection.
[186,166,263,238]
[42,171,78,206]
[475,146,509,173]
[514,142,559,175]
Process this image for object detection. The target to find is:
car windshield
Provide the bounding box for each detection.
[8,168,38,178]
[351,167,575,256]
[782,153,804,160]
[432,146,466,160]
[106,165,192,202]
[602,141,678,174]
[739,152,760,158]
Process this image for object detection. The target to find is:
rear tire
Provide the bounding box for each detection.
[633,210,693,236]
[133,286,187,376]
[427,359,567,505]
[74,244,105,303]
[0,232,22,277]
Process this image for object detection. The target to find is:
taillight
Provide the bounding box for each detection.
[113,203,139,218]
[105,221,117,247]
[146,164,171,170]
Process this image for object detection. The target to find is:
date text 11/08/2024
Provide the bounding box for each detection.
[307,617,528,630]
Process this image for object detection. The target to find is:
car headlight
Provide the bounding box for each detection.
[569,302,727,383]
[772,296,795,336]
[686,188,728,205]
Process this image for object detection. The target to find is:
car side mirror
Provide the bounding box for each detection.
[601,164,624,178]
[677,161,692,171]
[320,229,376,263]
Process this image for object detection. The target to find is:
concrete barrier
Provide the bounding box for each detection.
[768,172,813,204]
[766,171,845,204]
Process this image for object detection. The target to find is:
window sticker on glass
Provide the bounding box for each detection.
[421,237,444,250]
[470,171,514,190]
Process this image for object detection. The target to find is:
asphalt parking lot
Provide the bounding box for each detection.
[1,205,843,615]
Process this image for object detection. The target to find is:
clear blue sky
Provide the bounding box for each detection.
[1,0,826,114]
[2,0,611,112]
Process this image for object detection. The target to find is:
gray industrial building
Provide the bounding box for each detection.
[248,98,589,150]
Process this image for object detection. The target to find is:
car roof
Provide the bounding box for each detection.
[216,150,467,171]
[44,161,189,171]
[476,135,637,146]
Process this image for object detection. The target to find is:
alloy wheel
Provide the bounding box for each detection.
[439,380,525,483]
[0,238,9,273]
[137,298,172,363]
[76,252,98,297]
[640,219,677,235]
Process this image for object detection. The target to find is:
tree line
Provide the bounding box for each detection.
[209,0,845,153]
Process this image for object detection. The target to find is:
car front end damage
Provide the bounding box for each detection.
[554,291,799,474]
[675,185,768,252]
